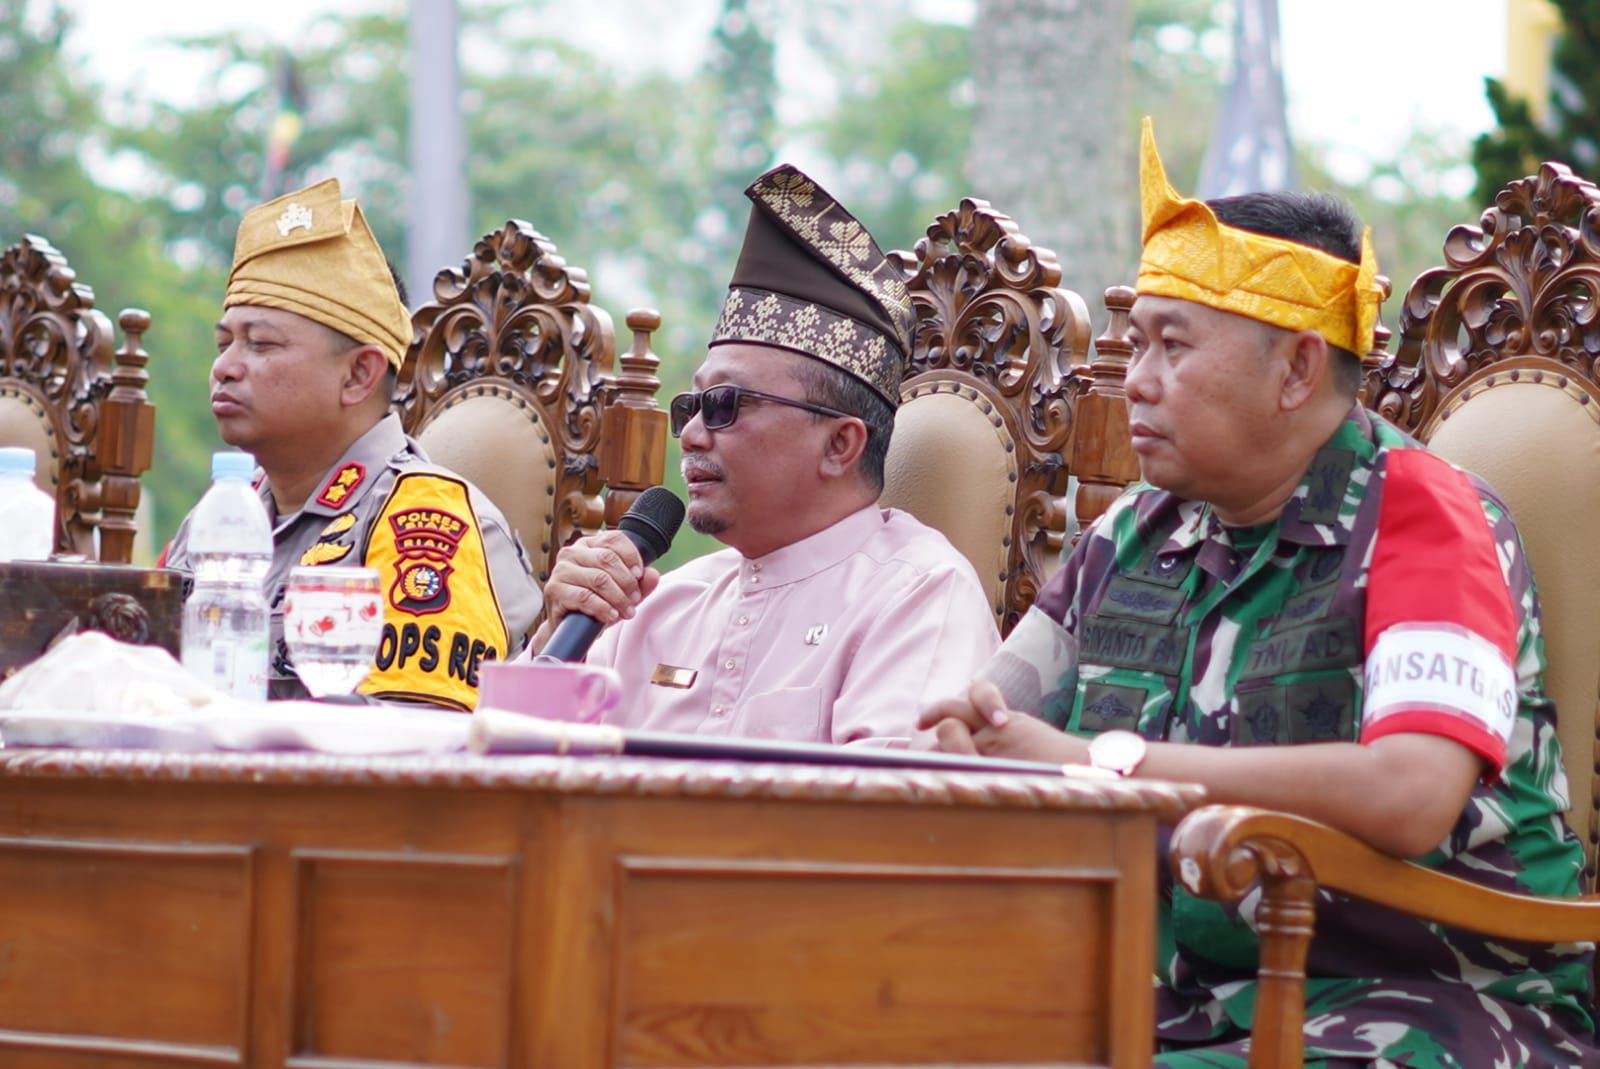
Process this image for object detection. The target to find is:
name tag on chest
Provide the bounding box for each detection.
[650,664,698,689]
[1080,618,1185,674]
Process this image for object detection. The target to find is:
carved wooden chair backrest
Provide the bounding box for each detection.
[0,235,155,563]
[394,222,667,587]
[1073,285,1144,538]
[1366,163,1600,889]
[880,200,1100,636]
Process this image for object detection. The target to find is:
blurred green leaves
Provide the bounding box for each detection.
[1,0,1496,567]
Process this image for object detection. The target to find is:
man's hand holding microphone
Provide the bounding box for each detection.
[532,487,685,661]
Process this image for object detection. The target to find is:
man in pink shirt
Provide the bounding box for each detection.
[528,164,999,745]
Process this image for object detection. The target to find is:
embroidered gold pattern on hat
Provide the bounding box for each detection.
[712,286,901,403]
[748,171,914,340]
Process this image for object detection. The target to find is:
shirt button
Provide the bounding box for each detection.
[723,659,736,671]
[712,705,727,717]
[749,575,761,585]
[737,615,749,626]
[751,561,763,572]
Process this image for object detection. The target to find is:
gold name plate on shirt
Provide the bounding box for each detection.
[650,664,698,689]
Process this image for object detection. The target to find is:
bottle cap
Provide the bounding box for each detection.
[211,451,257,483]
[0,447,38,477]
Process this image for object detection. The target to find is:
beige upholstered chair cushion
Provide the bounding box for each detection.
[880,385,1016,626]
[0,386,60,496]
[131,491,156,566]
[1425,380,1600,875]
[414,386,560,579]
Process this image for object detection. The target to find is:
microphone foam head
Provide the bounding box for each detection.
[617,486,685,561]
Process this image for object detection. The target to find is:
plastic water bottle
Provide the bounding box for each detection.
[181,451,273,701]
[0,447,56,563]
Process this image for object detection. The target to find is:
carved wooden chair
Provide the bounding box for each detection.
[0,235,155,564]
[882,200,1141,636]
[1170,162,1600,1068]
[394,221,667,586]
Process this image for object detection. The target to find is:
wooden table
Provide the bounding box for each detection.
[0,750,1201,1068]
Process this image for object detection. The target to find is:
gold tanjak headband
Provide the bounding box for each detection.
[226,178,412,369]
[1136,117,1382,355]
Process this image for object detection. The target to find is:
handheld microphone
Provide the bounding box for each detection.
[538,486,685,663]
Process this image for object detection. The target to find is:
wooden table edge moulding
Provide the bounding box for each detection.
[0,749,1201,1069]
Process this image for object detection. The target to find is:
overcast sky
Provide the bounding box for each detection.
[57,0,1505,195]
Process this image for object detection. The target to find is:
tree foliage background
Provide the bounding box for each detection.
[2,0,1485,566]
[1472,0,1599,202]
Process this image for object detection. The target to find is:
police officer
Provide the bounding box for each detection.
[164,179,540,708]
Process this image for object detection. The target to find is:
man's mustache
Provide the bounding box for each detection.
[681,458,725,481]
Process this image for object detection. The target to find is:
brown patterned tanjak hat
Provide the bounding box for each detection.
[710,164,914,408]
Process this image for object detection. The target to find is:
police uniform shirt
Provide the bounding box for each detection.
[166,413,541,708]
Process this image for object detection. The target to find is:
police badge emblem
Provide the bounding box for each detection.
[385,505,468,616]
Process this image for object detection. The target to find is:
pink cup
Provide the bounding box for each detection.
[475,661,622,723]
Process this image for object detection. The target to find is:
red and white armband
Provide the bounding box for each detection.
[1360,449,1520,774]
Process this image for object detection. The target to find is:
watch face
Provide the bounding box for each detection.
[1090,730,1146,776]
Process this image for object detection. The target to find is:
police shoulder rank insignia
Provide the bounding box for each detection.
[359,472,510,710]
[316,462,366,509]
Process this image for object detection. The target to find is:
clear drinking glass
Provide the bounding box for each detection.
[282,565,384,697]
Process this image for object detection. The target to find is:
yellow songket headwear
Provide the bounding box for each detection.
[225,178,412,369]
[1136,117,1383,355]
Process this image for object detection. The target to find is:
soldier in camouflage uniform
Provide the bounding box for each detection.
[923,120,1599,1067]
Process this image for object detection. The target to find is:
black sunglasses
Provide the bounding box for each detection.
[669,384,852,437]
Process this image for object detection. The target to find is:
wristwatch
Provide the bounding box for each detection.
[1087,729,1148,778]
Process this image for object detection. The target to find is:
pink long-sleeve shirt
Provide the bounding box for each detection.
[587,506,1000,745]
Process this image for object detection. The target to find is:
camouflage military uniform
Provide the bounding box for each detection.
[986,407,1597,1068]
[166,413,542,709]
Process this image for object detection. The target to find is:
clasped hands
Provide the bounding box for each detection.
[918,680,1089,763]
